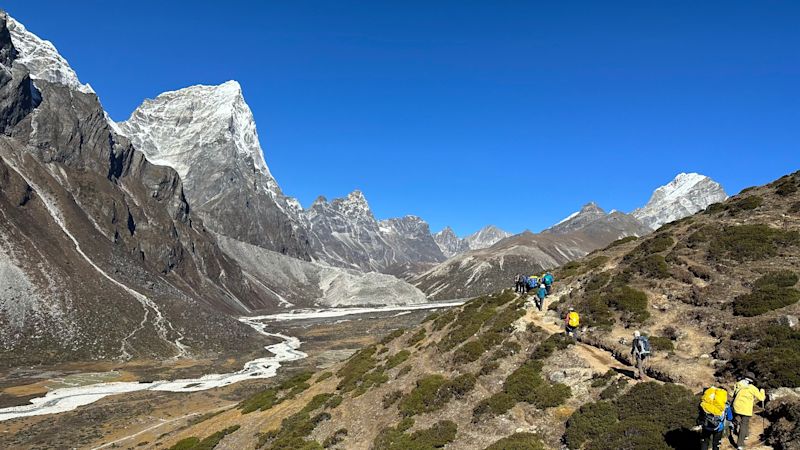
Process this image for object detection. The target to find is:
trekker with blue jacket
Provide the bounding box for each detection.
[543,272,554,294]
[536,284,547,311]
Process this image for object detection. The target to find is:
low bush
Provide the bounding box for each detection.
[585,272,611,291]
[398,373,476,417]
[557,261,582,279]
[564,382,696,450]
[605,286,650,324]
[775,178,798,197]
[630,254,671,279]
[373,420,457,450]
[733,284,800,316]
[564,401,618,449]
[239,371,314,413]
[530,333,573,360]
[585,256,610,271]
[169,425,241,450]
[386,350,411,369]
[407,328,427,346]
[725,324,800,388]
[432,309,457,331]
[503,360,570,410]
[479,361,500,376]
[396,365,412,379]
[590,370,616,388]
[380,329,405,345]
[599,378,627,400]
[649,336,675,352]
[484,432,545,450]
[473,392,516,420]
[316,372,333,383]
[454,340,486,364]
[729,195,764,211]
[764,399,800,449]
[336,346,378,392]
[603,236,638,250]
[322,428,348,448]
[709,224,800,262]
[382,390,403,409]
[704,202,726,214]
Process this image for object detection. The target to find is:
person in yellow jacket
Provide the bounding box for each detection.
[732,372,766,449]
[565,307,580,340]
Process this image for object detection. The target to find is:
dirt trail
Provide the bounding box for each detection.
[519,294,773,450]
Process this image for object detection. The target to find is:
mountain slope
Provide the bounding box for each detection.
[415,203,650,300]
[465,225,511,250]
[0,12,275,366]
[632,172,727,230]
[144,170,800,450]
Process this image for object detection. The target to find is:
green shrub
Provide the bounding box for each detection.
[322,428,348,448]
[775,179,798,196]
[733,284,800,316]
[605,286,650,323]
[170,425,241,450]
[325,395,343,409]
[238,371,315,413]
[557,261,582,279]
[704,202,726,214]
[454,340,486,364]
[484,432,545,450]
[709,224,800,261]
[386,350,411,369]
[579,294,615,329]
[630,254,670,279]
[565,382,696,450]
[373,420,457,450]
[380,329,406,345]
[599,378,627,400]
[603,236,638,250]
[585,256,610,271]
[504,360,570,409]
[303,394,335,413]
[564,401,618,449]
[432,309,457,331]
[398,373,477,416]
[585,272,611,291]
[239,388,279,414]
[383,390,403,409]
[729,195,764,211]
[316,372,333,383]
[407,328,427,346]
[336,346,378,392]
[478,331,505,348]
[756,270,799,288]
[763,399,800,449]
[396,365,412,379]
[590,370,616,388]
[473,392,516,420]
[725,324,800,388]
[489,340,522,361]
[648,336,675,352]
[479,361,500,376]
[530,333,573,360]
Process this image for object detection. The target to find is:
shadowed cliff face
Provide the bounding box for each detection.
[0,11,278,367]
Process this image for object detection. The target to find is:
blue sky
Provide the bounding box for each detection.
[5,1,799,236]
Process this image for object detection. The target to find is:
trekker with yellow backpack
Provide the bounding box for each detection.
[565,307,580,340]
[696,386,733,450]
[732,372,766,450]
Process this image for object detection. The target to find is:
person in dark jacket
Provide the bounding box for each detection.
[698,401,733,450]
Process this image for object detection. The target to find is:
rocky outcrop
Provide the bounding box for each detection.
[465,225,511,250]
[433,226,470,257]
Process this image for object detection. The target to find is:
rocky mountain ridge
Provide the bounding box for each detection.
[632,172,727,230]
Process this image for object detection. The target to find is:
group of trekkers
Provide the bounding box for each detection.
[514,272,554,311]
[698,374,766,450]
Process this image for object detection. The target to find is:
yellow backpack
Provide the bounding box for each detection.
[568,312,580,327]
[701,387,727,416]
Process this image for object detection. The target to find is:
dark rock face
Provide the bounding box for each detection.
[302,190,445,273]
[433,226,470,258]
[0,14,273,367]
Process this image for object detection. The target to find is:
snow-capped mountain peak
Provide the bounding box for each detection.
[465,225,511,250]
[118,81,274,188]
[632,173,727,230]
[433,226,470,257]
[6,16,94,94]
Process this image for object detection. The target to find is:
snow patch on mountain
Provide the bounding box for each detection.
[6,17,93,94]
[632,173,727,230]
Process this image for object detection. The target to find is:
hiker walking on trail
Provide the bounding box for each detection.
[630,330,651,380]
[536,283,547,311]
[697,386,733,450]
[732,372,766,450]
[543,271,554,295]
[514,274,522,293]
[521,275,530,294]
[527,276,537,294]
[565,307,580,340]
